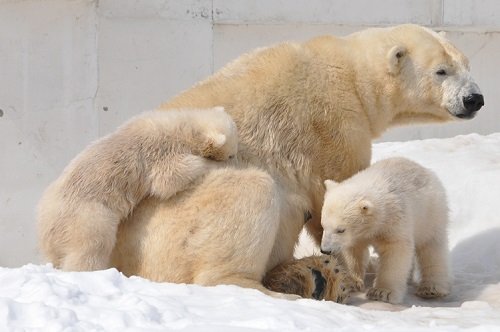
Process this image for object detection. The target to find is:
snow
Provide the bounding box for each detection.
[2,133,500,331]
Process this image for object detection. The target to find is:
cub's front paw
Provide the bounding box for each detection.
[202,135,227,160]
[366,287,402,304]
[416,282,450,299]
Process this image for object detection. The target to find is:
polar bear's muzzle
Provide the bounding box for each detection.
[444,75,484,120]
[456,93,484,119]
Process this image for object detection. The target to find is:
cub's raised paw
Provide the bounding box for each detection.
[202,133,238,161]
[366,287,393,303]
[416,282,450,299]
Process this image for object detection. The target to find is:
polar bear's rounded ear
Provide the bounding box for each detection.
[324,179,338,190]
[359,200,374,215]
[211,133,227,148]
[438,30,447,38]
[387,45,407,75]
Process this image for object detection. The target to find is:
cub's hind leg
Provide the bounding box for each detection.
[415,238,451,299]
[60,202,120,271]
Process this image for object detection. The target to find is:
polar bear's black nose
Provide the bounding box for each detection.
[320,249,332,255]
[463,93,484,113]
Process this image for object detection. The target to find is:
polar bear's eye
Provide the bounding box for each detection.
[436,69,447,76]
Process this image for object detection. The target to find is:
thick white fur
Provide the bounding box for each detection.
[57,25,479,297]
[321,157,451,304]
[112,167,289,298]
[37,107,238,271]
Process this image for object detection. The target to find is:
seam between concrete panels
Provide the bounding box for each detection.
[210,0,215,74]
[438,0,444,26]
[93,0,102,136]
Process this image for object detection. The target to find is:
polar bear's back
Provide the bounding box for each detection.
[370,157,449,243]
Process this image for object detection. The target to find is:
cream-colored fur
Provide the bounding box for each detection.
[321,157,451,304]
[37,107,238,271]
[112,167,292,299]
[106,25,479,297]
[263,254,354,303]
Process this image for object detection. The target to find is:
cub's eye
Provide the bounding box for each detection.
[436,69,447,76]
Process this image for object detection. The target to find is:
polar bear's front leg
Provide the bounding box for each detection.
[343,244,369,291]
[367,241,414,304]
[149,154,216,200]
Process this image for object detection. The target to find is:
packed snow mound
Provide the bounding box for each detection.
[2,133,500,331]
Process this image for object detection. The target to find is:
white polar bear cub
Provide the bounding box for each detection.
[37,107,238,272]
[320,157,450,304]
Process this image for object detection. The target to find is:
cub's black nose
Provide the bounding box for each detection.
[320,249,331,255]
[463,93,484,113]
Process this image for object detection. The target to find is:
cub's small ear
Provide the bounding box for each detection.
[210,133,227,148]
[324,179,338,190]
[203,133,227,159]
[387,45,407,75]
[359,200,374,215]
[438,30,447,38]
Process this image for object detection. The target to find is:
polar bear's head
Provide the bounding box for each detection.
[393,25,483,121]
[367,25,484,124]
[320,179,381,254]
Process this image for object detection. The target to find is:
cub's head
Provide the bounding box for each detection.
[320,179,379,254]
[383,24,484,123]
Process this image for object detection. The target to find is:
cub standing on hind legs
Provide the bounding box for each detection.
[37,107,238,271]
[320,157,451,304]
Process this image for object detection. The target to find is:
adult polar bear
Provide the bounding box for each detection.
[110,25,483,296]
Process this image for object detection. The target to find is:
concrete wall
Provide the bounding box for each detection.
[1,0,498,267]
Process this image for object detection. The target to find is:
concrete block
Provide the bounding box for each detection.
[444,0,500,28]
[0,0,98,266]
[214,0,440,25]
[96,17,213,135]
[214,24,361,70]
[98,0,212,21]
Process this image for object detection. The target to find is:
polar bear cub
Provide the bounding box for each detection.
[320,157,450,304]
[37,107,238,271]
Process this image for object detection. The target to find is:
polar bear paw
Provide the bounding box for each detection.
[335,282,352,304]
[366,287,402,303]
[348,276,365,292]
[416,282,450,299]
[202,133,237,161]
